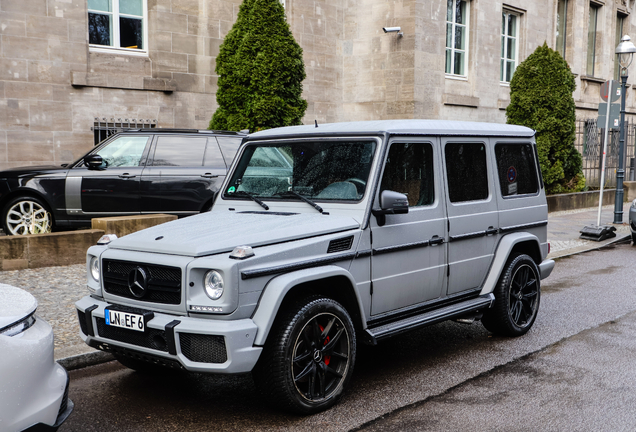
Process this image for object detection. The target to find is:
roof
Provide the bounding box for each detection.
[118,128,247,136]
[248,119,535,139]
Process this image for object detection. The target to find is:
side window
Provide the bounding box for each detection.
[380,142,435,207]
[151,136,206,167]
[495,144,539,197]
[445,142,488,203]
[203,139,226,168]
[94,135,149,167]
[216,136,243,165]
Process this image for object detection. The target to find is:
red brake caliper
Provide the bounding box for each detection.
[319,325,331,365]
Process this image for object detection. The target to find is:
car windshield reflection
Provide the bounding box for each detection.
[225,140,376,202]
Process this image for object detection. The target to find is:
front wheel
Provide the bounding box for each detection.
[2,196,53,235]
[253,297,356,414]
[481,253,540,337]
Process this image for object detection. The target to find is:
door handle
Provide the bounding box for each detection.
[429,235,444,245]
[485,226,499,236]
[201,173,219,178]
[118,173,136,179]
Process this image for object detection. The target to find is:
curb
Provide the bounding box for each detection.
[58,351,114,371]
[548,233,632,260]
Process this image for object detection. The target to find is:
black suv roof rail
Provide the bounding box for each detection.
[122,128,247,135]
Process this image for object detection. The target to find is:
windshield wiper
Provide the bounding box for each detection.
[275,191,324,214]
[230,191,269,210]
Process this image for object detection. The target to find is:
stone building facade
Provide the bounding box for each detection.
[0,0,635,169]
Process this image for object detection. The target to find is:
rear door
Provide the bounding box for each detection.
[442,138,500,296]
[370,138,447,315]
[140,135,226,213]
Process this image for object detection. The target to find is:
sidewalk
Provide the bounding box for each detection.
[0,203,632,370]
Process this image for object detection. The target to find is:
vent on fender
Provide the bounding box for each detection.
[327,236,354,253]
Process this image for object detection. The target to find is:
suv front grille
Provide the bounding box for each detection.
[179,333,227,363]
[95,317,169,352]
[103,259,182,304]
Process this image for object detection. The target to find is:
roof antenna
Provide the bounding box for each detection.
[315,120,318,128]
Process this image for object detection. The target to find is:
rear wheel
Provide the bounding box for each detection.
[1,196,53,235]
[482,253,540,337]
[253,297,356,414]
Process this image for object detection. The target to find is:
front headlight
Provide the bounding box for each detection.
[90,256,100,282]
[204,270,224,300]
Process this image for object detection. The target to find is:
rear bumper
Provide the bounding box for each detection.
[539,259,555,280]
[75,296,262,374]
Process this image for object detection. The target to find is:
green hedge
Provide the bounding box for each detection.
[506,43,585,194]
[209,0,307,132]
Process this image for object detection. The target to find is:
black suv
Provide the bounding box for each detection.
[0,129,245,235]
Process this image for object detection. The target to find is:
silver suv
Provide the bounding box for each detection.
[76,120,555,414]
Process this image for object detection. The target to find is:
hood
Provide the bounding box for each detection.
[0,284,37,330]
[109,211,361,257]
[0,165,69,178]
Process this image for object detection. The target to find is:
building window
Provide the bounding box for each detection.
[445,0,469,76]
[88,0,147,51]
[587,3,600,76]
[92,117,156,146]
[615,14,626,80]
[501,11,519,83]
[556,0,568,57]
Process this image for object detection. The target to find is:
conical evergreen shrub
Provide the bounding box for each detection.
[506,42,585,194]
[210,0,307,132]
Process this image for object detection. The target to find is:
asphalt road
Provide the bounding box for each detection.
[60,242,636,431]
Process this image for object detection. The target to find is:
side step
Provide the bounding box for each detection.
[365,294,495,344]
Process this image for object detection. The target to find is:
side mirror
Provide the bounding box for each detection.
[372,190,409,226]
[84,154,104,170]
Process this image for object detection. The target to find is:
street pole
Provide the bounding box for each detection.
[614,71,627,224]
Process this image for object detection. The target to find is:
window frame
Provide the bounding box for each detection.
[586,3,600,77]
[88,0,149,56]
[445,0,470,78]
[501,10,520,84]
[556,0,568,58]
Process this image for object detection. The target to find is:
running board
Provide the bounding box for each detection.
[364,294,495,345]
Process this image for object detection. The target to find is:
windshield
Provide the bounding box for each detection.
[225,140,377,201]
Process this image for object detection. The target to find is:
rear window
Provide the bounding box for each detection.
[152,136,206,167]
[495,144,539,197]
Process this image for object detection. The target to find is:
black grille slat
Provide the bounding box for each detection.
[327,236,354,253]
[179,333,227,363]
[96,318,169,352]
[102,259,182,304]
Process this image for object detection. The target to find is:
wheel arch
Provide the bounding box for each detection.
[0,189,57,228]
[251,265,365,346]
[479,233,542,296]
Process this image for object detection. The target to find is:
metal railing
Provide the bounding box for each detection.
[574,118,636,188]
[92,117,157,146]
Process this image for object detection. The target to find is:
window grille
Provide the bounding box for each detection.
[92,117,157,146]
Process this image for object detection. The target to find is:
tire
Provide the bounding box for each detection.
[1,196,53,235]
[632,232,636,245]
[252,297,356,414]
[481,253,541,337]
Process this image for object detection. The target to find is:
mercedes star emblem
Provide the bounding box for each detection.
[128,266,149,298]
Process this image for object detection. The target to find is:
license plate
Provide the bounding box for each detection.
[105,309,145,332]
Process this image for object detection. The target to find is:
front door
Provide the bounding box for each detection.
[442,138,500,295]
[370,139,447,315]
[67,135,151,215]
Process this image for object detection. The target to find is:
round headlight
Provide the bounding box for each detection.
[90,256,100,282]
[204,270,224,300]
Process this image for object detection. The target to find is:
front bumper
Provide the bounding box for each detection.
[75,296,262,374]
[629,205,636,234]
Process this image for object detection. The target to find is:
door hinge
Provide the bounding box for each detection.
[447,265,450,277]
[370,281,374,295]
[447,219,450,232]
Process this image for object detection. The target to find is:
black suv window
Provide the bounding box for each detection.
[380,142,435,207]
[495,143,539,197]
[152,136,207,167]
[95,135,150,167]
[216,136,243,166]
[445,142,489,203]
[204,138,225,167]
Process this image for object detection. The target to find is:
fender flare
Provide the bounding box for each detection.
[479,232,541,296]
[251,265,363,346]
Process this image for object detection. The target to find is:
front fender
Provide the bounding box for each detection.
[479,232,543,296]
[251,265,362,346]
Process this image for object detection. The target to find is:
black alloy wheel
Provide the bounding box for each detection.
[482,253,540,337]
[253,297,356,414]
